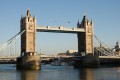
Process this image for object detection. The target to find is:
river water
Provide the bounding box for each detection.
[0,64,120,80]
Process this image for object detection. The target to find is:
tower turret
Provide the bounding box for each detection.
[26,10,31,17]
[77,20,80,28]
[82,15,88,27]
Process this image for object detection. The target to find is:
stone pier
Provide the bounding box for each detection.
[17,52,40,70]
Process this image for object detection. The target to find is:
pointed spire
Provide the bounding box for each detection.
[90,20,93,25]
[82,15,88,27]
[20,14,23,24]
[83,15,87,22]
[26,9,31,16]
[21,14,23,20]
[77,20,80,27]
[83,11,87,21]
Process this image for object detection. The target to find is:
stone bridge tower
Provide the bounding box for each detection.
[77,15,94,55]
[76,15,99,68]
[17,10,40,70]
[20,10,36,56]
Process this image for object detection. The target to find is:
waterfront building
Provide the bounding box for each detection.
[66,50,78,54]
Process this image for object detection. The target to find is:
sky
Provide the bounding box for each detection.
[0,0,120,55]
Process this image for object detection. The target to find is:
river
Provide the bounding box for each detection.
[0,64,120,80]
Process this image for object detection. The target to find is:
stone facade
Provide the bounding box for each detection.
[20,10,36,56]
[77,15,94,55]
[17,10,40,70]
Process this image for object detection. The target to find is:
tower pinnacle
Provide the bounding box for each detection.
[77,20,80,28]
[26,9,31,16]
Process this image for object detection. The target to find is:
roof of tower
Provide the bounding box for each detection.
[26,9,31,16]
[77,20,80,26]
[83,15,88,22]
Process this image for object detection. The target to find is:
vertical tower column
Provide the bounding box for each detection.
[17,10,40,70]
[76,15,99,68]
[20,10,36,56]
[77,15,94,55]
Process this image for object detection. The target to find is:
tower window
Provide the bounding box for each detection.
[30,20,32,22]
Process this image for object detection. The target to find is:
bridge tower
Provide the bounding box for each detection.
[16,10,40,70]
[76,15,99,68]
[20,10,36,56]
[77,15,94,55]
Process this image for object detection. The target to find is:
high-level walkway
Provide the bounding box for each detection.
[37,26,85,33]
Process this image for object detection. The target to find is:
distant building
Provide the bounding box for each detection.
[57,53,68,57]
[66,50,78,54]
[57,50,78,57]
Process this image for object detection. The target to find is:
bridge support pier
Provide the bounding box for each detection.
[16,52,40,70]
[74,54,100,68]
[81,55,100,68]
[76,15,100,68]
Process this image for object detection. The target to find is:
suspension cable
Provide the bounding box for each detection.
[94,35,119,57]
[0,30,25,57]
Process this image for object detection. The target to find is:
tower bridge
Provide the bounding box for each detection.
[0,10,119,69]
[18,9,95,69]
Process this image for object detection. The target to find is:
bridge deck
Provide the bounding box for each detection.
[99,56,120,59]
[1,56,120,59]
[36,26,85,33]
[0,56,120,64]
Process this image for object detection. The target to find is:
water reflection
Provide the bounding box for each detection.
[1,64,120,80]
[17,67,95,80]
[79,69,94,80]
[18,70,39,80]
[17,66,95,80]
